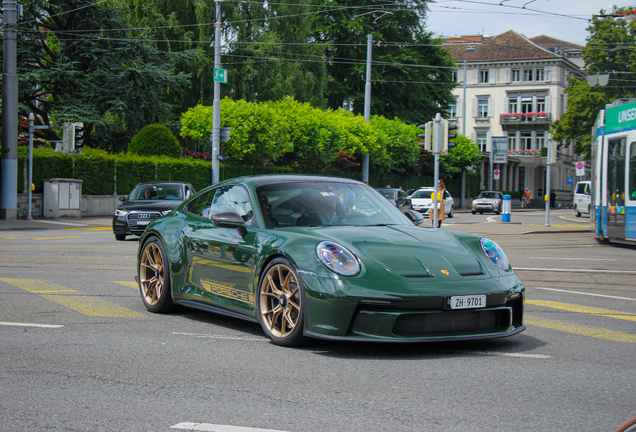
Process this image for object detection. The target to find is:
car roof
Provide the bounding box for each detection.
[134,181,192,187]
[218,174,365,187]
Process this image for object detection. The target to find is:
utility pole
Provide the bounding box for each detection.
[362,34,372,184]
[1,0,18,220]
[211,0,223,185]
[461,60,467,208]
[432,113,442,225]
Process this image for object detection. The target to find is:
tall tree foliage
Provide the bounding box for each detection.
[14,0,190,152]
[552,9,636,158]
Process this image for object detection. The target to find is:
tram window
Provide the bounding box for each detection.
[608,138,626,205]
[630,143,636,200]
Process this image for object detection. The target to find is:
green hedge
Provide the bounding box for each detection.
[17,147,481,196]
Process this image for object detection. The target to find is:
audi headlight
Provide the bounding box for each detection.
[480,238,510,271]
[316,241,361,276]
[161,210,172,216]
[115,209,128,217]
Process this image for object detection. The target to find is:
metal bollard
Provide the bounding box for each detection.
[502,194,511,222]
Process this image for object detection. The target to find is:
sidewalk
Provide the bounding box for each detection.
[0,216,112,231]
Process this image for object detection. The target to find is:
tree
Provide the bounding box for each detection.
[13,0,190,152]
[552,9,636,158]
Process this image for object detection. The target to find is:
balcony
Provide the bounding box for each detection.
[500,112,552,130]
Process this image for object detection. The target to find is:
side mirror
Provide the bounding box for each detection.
[211,212,247,236]
[119,196,126,202]
[405,209,424,225]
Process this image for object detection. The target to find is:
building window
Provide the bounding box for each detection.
[523,69,533,82]
[521,132,533,150]
[521,97,533,113]
[508,132,517,151]
[477,98,489,118]
[511,69,521,82]
[451,71,458,82]
[536,132,545,148]
[508,97,518,113]
[476,133,488,152]
[536,68,545,81]
[518,167,526,192]
[537,96,546,112]
[479,69,489,83]
[448,98,457,118]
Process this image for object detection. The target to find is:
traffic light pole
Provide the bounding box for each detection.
[432,113,441,225]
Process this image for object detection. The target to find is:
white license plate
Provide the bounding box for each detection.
[136,220,150,226]
[450,295,486,310]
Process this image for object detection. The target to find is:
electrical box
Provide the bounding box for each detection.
[43,178,83,219]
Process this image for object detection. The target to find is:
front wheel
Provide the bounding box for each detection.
[114,233,126,241]
[447,206,454,218]
[138,237,175,313]
[575,205,581,217]
[258,258,308,347]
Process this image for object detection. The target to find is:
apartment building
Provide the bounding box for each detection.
[444,30,587,204]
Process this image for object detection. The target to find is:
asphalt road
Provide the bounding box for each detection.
[0,214,634,432]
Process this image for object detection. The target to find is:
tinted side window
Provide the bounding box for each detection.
[210,185,254,224]
[186,189,216,218]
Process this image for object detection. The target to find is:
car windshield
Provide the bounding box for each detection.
[478,192,502,199]
[411,189,435,199]
[129,184,183,201]
[256,182,411,228]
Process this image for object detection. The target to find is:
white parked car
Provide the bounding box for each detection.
[410,187,454,217]
[573,180,591,217]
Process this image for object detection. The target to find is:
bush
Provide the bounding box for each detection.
[128,124,181,158]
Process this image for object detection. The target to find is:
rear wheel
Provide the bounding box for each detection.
[258,258,308,347]
[138,237,174,313]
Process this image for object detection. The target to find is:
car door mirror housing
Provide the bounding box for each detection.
[211,212,247,236]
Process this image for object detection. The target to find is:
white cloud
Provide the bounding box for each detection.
[425,0,634,46]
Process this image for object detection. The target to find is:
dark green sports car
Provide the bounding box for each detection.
[137,175,525,346]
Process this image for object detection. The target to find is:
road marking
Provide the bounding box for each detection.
[526,316,636,343]
[0,278,148,318]
[535,287,636,301]
[112,281,138,289]
[63,227,111,231]
[529,257,617,261]
[460,351,551,359]
[173,332,266,341]
[527,300,636,322]
[34,236,81,240]
[0,322,63,328]
[515,267,636,274]
[171,423,290,432]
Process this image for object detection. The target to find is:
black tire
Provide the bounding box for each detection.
[257,257,308,347]
[138,236,175,313]
[114,233,126,241]
[471,211,476,215]
[448,206,454,218]
[575,205,581,217]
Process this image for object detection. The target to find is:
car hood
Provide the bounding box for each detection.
[116,200,182,212]
[290,225,487,281]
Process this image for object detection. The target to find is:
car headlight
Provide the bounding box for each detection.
[115,209,128,217]
[492,200,498,205]
[161,210,172,216]
[316,241,361,276]
[480,238,510,271]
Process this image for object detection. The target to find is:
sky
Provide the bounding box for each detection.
[425,0,633,46]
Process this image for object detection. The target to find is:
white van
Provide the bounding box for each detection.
[573,180,591,217]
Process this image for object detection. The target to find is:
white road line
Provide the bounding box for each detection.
[171,423,290,432]
[534,287,636,301]
[468,351,551,359]
[529,257,617,261]
[172,332,266,341]
[515,267,636,274]
[0,322,64,328]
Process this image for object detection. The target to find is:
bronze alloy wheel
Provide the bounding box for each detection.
[139,238,174,312]
[259,260,306,345]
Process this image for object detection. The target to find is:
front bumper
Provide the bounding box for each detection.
[301,274,525,342]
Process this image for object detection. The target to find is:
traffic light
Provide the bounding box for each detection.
[441,119,459,152]
[220,127,231,143]
[73,122,85,150]
[418,121,432,151]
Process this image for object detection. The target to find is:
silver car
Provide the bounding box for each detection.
[410,187,454,217]
[471,191,503,214]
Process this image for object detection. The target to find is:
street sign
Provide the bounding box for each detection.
[491,136,508,153]
[494,169,500,180]
[576,161,585,176]
[567,177,574,185]
[493,153,507,164]
[214,68,228,83]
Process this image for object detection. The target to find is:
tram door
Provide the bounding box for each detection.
[606,137,626,240]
